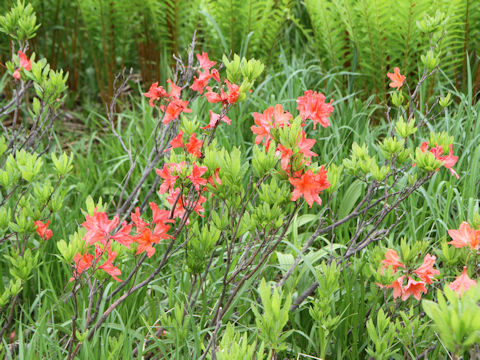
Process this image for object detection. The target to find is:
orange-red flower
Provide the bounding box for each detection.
[135,228,158,258]
[413,254,440,284]
[296,90,334,129]
[250,104,292,148]
[196,52,216,71]
[185,133,203,159]
[387,275,405,299]
[387,67,405,90]
[448,222,479,250]
[419,142,459,178]
[401,277,427,300]
[143,82,167,107]
[204,80,240,106]
[162,97,191,124]
[187,163,208,191]
[12,51,31,80]
[70,252,94,281]
[289,167,330,207]
[156,164,179,194]
[149,202,174,224]
[449,267,477,297]
[98,249,122,282]
[82,210,119,246]
[202,110,231,130]
[381,249,405,273]
[111,221,133,248]
[34,220,53,240]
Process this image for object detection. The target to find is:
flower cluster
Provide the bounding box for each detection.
[70,205,174,282]
[446,221,479,296]
[156,160,220,220]
[419,142,459,178]
[378,249,440,301]
[143,79,191,124]
[250,92,334,207]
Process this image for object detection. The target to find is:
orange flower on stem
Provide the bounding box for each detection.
[413,254,440,284]
[449,267,477,297]
[448,222,480,250]
[387,67,405,90]
[380,249,405,273]
[34,220,53,240]
[289,167,330,207]
[296,90,334,129]
[401,277,427,301]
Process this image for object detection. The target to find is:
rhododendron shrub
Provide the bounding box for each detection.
[53,40,470,358]
[3,3,480,359]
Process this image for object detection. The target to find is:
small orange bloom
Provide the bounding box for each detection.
[448,222,479,250]
[381,249,405,273]
[401,277,427,301]
[387,67,405,90]
[34,220,53,240]
[289,167,330,207]
[449,267,477,297]
[413,254,440,284]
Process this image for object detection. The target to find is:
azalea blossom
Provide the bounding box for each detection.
[251,104,292,148]
[419,142,459,178]
[204,80,240,106]
[12,51,31,80]
[448,221,479,250]
[185,133,203,158]
[156,164,179,194]
[191,69,214,94]
[208,168,222,188]
[413,254,440,284]
[143,82,167,107]
[149,202,174,224]
[162,97,191,124]
[380,249,405,273]
[98,249,122,282]
[196,52,216,71]
[387,275,405,299]
[449,267,477,297]
[387,67,406,90]
[82,210,119,246]
[289,167,330,207]
[187,163,208,190]
[70,252,94,281]
[202,110,231,130]
[401,277,427,300]
[34,220,53,240]
[296,90,334,129]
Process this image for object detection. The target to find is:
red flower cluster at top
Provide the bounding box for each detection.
[419,142,459,178]
[387,67,406,90]
[70,204,174,282]
[250,91,334,208]
[12,51,31,80]
[34,220,52,240]
[378,249,439,301]
[144,52,239,131]
[143,79,192,124]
